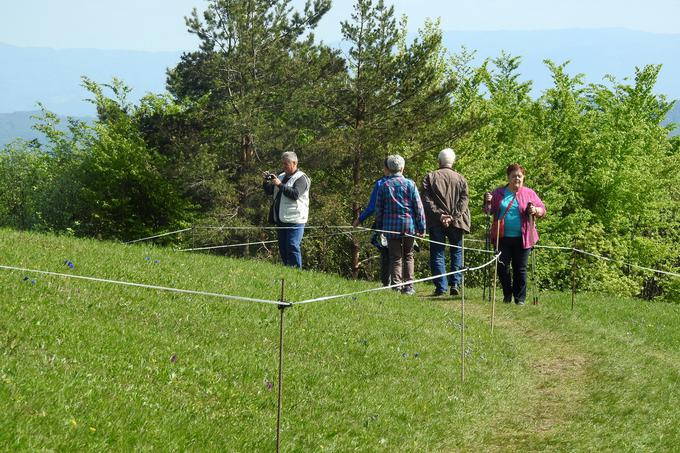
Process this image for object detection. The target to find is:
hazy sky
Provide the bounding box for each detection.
[1,0,680,51]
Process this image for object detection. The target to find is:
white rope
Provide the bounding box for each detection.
[176,229,364,253]
[535,244,574,251]
[572,248,680,278]
[178,239,279,252]
[295,253,501,305]
[0,264,288,306]
[355,226,494,254]
[125,228,193,244]
[195,225,355,231]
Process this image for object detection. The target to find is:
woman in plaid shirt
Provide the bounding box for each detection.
[375,155,427,295]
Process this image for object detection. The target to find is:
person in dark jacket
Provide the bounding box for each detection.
[421,148,471,296]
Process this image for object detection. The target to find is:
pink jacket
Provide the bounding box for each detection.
[484,186,546,249]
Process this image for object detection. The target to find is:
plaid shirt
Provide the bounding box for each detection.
[375,174,427,238]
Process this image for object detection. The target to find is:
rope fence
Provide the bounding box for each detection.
[4,224,679,452]
[0,264,288,307]
[125,223,680,280]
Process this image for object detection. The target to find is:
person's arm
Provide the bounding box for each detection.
[279,175,309,200]
[375,184,384,230]
[530,190,546,217]
[483,188,497,215]
[454,177,469,220]
[412,182,427,236]
[357,180,381,224]
[421,174,445,218]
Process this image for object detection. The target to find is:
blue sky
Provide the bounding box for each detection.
[1,0,679,51]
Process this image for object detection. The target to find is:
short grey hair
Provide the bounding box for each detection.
[385,154,405,174]
[438,148,456,168]
[281,151,298,163]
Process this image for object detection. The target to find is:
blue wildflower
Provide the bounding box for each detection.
[145,256,151,261]
[154,259,160,264]
[30,279,36,285]
[68,261,75,269]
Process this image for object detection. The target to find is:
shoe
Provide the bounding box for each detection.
[431,289,446,297]
[402,287,416,296]
[449,286,460,296]
[503,298,512,304]
[515,300,525,306]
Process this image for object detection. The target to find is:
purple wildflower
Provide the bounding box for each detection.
[170,354,177,363]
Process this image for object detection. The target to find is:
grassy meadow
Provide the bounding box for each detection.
[1,229,679,451]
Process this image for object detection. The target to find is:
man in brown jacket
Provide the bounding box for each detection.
[422,148,471,296]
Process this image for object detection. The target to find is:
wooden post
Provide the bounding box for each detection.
[460,235,465,382]
[571,247,576,311]
[276,279,288,453]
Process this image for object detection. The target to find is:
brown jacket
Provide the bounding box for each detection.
[422,167,471,233]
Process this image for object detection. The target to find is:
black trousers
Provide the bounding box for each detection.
[497,237,531,303]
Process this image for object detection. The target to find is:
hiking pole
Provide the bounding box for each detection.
[531,247,538,305]
[529,213,539,305]
[491,219,501,333]
[483,213,490,302]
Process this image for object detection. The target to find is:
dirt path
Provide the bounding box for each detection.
[481,312,591,451]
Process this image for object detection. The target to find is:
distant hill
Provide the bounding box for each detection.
[0,42,181,116]
[2,29,680,141]
[0,111,93,147]
[441,29,680,99]
[664,102,680,136]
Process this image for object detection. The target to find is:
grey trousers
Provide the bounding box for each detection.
[387,236,415,289]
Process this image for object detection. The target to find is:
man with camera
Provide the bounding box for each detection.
[262,151,311,268]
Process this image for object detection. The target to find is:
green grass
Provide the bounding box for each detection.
[1,229,679,451]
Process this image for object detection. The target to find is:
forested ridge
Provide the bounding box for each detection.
[1,0,678,300]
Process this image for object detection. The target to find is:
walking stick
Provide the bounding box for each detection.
[530,214,539,305]
[483,213,490,302]
[491,218,501,333]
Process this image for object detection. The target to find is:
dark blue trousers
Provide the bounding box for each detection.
[276,223,305,268]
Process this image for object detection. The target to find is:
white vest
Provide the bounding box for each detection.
[273,171,310,224]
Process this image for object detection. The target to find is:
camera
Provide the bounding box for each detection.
[264,172,275,181]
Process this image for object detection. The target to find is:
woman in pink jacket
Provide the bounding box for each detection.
[484,163,546,305]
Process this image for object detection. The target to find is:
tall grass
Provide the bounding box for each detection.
[1,229,678,451]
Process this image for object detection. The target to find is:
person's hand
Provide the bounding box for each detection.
[271,176,282,186]
[484,192,492,203]
[416,232,425,238]
[440,214,452,227]
[352,219,360,228]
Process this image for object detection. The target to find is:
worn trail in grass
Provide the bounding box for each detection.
[2,229,679,451]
